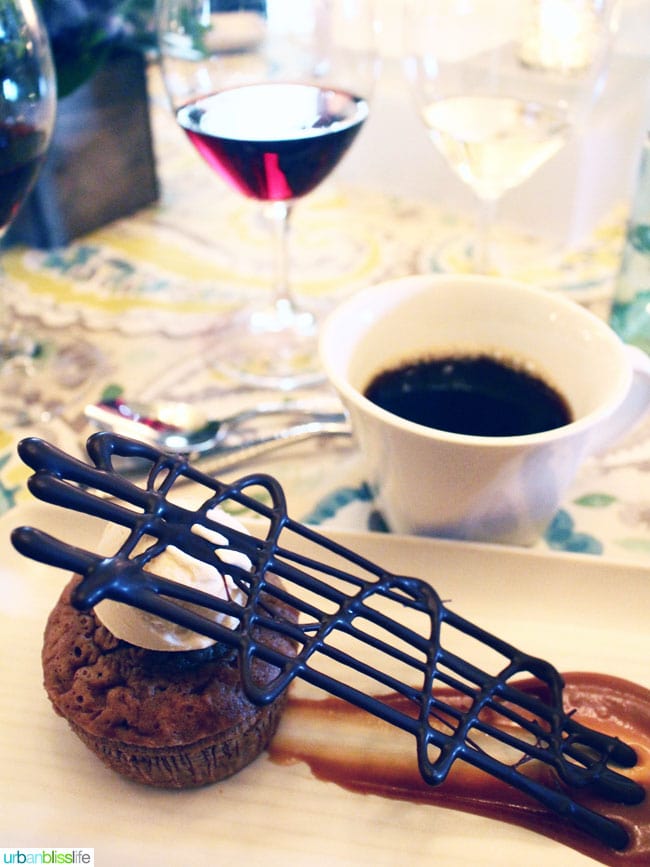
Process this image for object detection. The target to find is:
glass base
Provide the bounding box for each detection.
[609,293,650,354]
[0,333,103,428]
[421,230,615,296]
[208,297,329,391]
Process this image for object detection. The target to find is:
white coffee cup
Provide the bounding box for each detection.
[319,274,650,546]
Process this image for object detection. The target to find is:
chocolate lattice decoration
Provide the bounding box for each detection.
[11,433,644,851]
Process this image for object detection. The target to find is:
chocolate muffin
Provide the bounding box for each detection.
[42,575,295,788]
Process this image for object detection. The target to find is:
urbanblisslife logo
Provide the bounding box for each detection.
[1,851,93,865]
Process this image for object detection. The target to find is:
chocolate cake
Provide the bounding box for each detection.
[42,575,296,788]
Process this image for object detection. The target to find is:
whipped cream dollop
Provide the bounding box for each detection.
[94,504,251,652]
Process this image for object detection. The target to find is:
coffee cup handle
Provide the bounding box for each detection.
[587,344,650,459]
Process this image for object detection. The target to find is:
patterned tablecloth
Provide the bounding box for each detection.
[1,74,649,567]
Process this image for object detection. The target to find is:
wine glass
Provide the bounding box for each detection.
[404,0,618,275]
[157,0,376,389]
[0,0,59,425]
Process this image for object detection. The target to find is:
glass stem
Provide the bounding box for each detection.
[266,200,298,321]
[473,195,498,274]
[0,250,13,355]
[0,254,36,360]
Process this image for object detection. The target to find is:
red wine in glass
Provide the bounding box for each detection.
[177,82,369,201]
[157,0,376,388]
[0,121,49,233]
[0,0,105,428]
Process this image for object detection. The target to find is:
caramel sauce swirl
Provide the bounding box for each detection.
[270,673,650,866]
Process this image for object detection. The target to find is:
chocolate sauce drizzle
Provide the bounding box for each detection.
[11,434,645,851]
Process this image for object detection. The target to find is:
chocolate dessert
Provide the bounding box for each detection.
[42,575,295,788]
[11,433,646,856]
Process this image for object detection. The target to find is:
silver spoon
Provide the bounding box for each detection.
[186,416,353,479]
[84,397,351,458]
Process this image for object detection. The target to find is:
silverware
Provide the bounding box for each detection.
[84,397,348,455]
[82,397,351,480]
[178,416,352,477]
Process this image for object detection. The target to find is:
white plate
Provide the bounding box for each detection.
[1,502,648,866]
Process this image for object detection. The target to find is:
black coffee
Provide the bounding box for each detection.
[364,354,572,437]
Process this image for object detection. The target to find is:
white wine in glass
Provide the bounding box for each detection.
[157,0,377,389]
[405,0,618,274]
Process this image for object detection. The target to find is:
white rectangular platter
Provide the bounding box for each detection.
[1,502,648,867]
